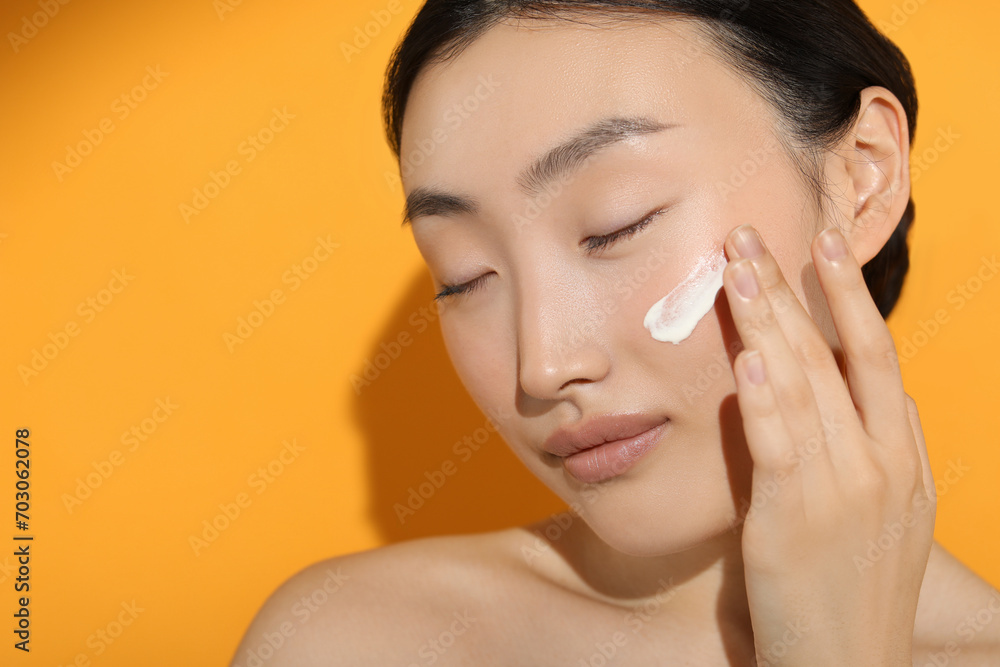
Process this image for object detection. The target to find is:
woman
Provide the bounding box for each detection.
[233,1,1000,664]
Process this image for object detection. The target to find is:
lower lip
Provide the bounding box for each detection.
[562,420,669,484]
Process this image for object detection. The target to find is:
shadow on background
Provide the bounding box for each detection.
[352,271,565,544]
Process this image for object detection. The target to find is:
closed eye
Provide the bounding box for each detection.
[433,206,669,301]
[434,272,493,301]
[583,207,668,255]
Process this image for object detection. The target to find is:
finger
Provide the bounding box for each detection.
[732,349,840,535]
[727,225,859,444]
[726,225,861,462]
[732,349,798,476]
[811,226,910,446]
[723,256,832,470]
[904,393,936,508]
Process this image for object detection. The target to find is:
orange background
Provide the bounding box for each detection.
[0,0,997,663]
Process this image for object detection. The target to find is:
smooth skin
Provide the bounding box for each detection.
[231,17,1000,666]
[725,223,936,664]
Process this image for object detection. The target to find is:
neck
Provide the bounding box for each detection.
[523,514,755,653]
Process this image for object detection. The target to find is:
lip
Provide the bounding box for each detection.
[544,413,669,483]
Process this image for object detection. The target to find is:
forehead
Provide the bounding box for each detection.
[398,18,765,197]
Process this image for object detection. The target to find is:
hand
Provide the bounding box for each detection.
[721,224,936,666]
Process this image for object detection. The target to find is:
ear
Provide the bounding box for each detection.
[823,86,911,265]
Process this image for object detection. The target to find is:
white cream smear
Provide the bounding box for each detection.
[643,248,728,343]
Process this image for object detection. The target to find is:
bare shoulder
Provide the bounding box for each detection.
[228,527,533,667]
[912,540,1000,662]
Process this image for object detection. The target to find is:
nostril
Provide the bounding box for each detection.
[518,336,610,401]
[559,377,596,392]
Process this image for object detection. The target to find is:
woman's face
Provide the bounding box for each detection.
[399,18,838,556]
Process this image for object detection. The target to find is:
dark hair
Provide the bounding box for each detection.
[382,0,917,318]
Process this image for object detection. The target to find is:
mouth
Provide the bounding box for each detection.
[543,414,669,484]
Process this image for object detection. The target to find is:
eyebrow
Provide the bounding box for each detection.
[401,115,677,227]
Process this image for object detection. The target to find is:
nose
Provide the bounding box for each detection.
[516,276,611,401]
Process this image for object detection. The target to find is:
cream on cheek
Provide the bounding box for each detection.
[643,247,728,344]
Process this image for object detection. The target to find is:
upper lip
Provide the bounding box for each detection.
[543,413,669,458]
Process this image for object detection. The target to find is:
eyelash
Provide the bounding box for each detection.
[582,208,664,255]
[435,273,492,301]
[433,208,666,301]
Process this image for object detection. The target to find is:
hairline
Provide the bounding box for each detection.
[402,5,853,234]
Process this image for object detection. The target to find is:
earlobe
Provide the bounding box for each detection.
[833,86,911,265]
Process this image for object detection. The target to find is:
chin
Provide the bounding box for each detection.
[588,510,739,558]
[524,417,750,558]
[554,469,744,558]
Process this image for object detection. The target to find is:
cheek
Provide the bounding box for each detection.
[596,243,740,422]
[613,235,729,349]
[440,314,511,411]
[630,272,742,409]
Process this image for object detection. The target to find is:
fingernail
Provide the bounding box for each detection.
[745,350,766,386]
[733,225,764,259]
[820,227,847,261]
[733,260,759,299]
